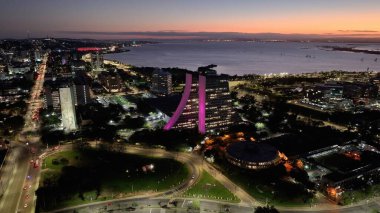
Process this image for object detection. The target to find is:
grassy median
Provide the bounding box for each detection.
[184,170,240,202]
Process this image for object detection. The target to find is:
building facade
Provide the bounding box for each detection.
[204,71,235,133]
[59,87,78,132]
[44,79,91,110]
[44,85,61,111]
[90,51,104,75]
[164,70,235,134]
[151,69,172,96]
[98,71,123,93]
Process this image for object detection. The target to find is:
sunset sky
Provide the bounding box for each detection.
[1,0,380,39]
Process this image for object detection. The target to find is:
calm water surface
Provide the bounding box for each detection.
[105,41,380,75]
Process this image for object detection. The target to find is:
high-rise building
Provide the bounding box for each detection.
[98,71,123,93]
[167,73,199,130]
[164,70,235,134]
[34,50,42,62]
[44,85,61,111]
[90,51,104,75]
[151,69,172,96]
[72,83,91,106]
[203,70,235,133]
[44,78,91,110]
[59,87,78,132]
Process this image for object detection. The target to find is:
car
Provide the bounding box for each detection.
[24,203,28,208]
[33,159,39,168]
[191,175,195,179]
[23,186,27,190]
[25,194,30,200]
[125,207,136,211]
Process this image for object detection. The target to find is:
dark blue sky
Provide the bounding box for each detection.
[1,0,379,39]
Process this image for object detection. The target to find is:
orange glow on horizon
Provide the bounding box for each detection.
[161,11,380,37]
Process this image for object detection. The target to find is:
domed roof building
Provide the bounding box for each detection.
[225,141,282,170]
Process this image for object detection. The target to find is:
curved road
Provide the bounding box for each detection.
[47,145,380,213]
[39,144,202,212]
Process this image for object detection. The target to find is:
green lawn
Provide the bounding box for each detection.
[224,171,313,207]
[340,184,380,205]
[43,150,82,171]
[184,171,240,202]
[214,162,314,207]
[39,149,189,210]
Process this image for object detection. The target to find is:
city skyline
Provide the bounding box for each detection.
[1,0,380,39]
[2,1,380,212]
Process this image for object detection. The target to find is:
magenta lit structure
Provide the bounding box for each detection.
[163,73,193,130]
[164,70,235,134]
[198,75,206,134]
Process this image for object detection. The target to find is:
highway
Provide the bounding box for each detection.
[0,54,48,213]
[0,144,30,212]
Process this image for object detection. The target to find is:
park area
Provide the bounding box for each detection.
[37,149,189,210]
[184,171,239,202]
[214,161,315,207]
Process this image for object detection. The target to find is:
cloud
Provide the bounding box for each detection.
[56,30,323,40]
[57,30,251,38]
[55,30,380,41]
[338,30,379,33]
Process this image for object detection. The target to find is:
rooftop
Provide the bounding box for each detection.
[226,141,279,163]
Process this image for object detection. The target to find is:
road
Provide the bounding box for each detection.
[23,54,49,133]
[295,113,349,132]
[33,143,201,213]
[103,59,145,94]
[50,197,380,213]
[115,145,256,205]
[0,144,30,212]
[40,143,256,212]
[48,145,380,213]
[0,54,48,213]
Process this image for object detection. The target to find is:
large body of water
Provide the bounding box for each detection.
[105,41,380,75]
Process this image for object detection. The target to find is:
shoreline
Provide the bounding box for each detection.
[104,58,380,78]
[321,46,380,55]
[104,42,380,76]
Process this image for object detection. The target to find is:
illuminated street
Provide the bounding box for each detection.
[2,2,380,213]
[0,54,48,213]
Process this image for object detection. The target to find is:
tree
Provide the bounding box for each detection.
[290,168,315,190]
[254,205,279,213]
[123,116,145,129]
[230,91,238,100]
[135,100,155,115]
[4,116,24,131]
[129,129,202,150]
[41,130,65,145]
